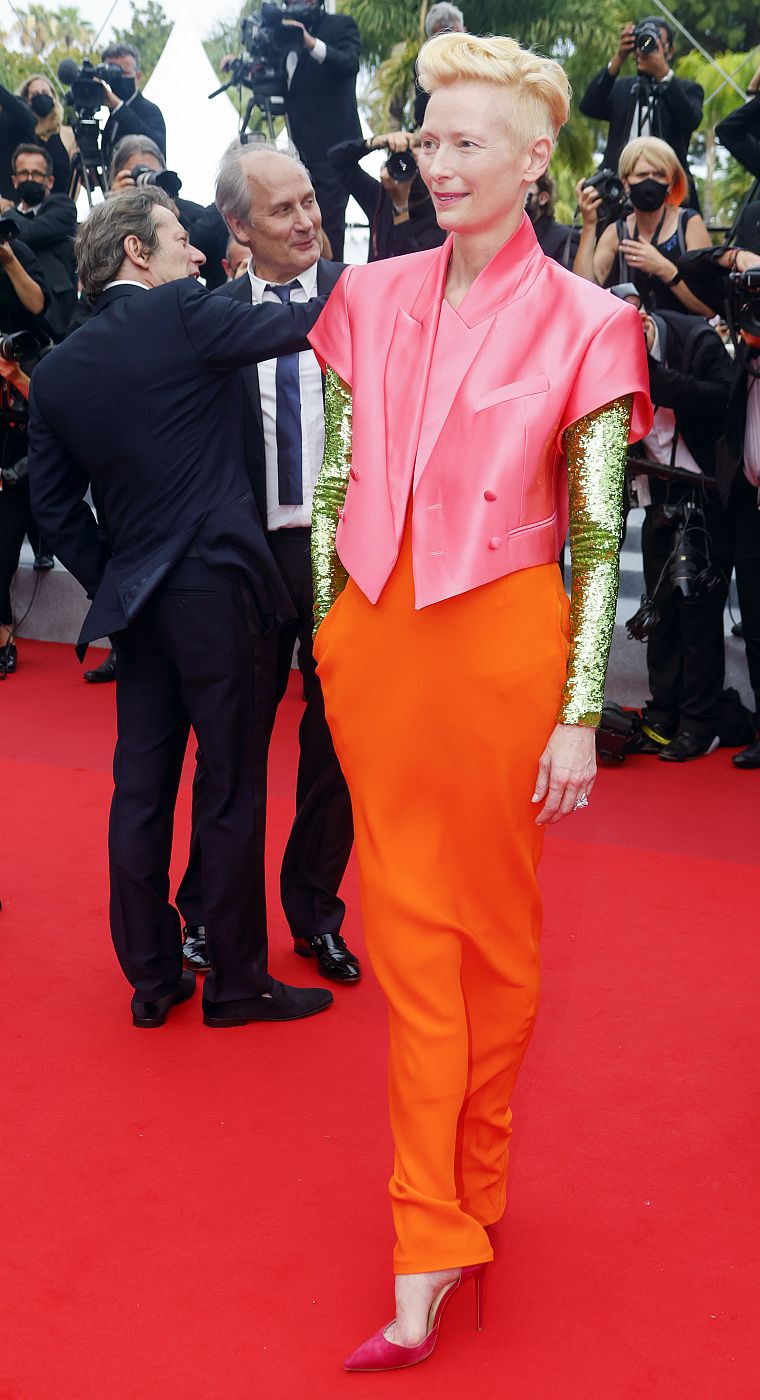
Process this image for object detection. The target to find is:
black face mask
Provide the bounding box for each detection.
[628,178,668,212]
[29,93,54,118]
[111,75,137,102]
[16,180,46,207]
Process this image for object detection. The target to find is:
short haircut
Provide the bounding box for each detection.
[417,32,571,148]
[215,138,310,229]
[12,142,53,176]
[618,136,688,207]
[103,41,140,70]
[109,134,165,186]
[75,187,175,298]
[425,3,465,37]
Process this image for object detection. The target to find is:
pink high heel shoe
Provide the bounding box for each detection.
[343,1263,489,1373]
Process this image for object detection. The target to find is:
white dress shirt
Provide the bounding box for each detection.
[247,258,324,530]
[642,321,702,475]
[625,68,674,147]
[286,37,327,86]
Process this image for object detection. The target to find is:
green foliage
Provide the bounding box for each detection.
[113,2,172,81]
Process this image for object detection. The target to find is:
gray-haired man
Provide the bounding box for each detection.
[177,141,360,987]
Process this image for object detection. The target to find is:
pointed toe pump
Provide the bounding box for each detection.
[343,1262,488,1373]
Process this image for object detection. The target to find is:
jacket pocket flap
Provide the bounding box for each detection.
[476,374,550,412]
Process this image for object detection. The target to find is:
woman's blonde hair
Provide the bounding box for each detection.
[17,73,63,134]
[618,136,689,207]
[416,33,571,148]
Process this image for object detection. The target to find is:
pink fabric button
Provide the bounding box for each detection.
[488,536,502,550]
[349,466,359,480]
[484,489,498,501]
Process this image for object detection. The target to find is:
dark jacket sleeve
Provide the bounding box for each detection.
[326,138,378,219]
[658,74,703,136]
[2,196,77,252]
[648,332,733,427]
[0,83,37,140]
[317,14,361,78]
[716,94,760,180]
[27,372,111,596]
[176,278,329,368]
[110,96,166,155]
[579,66,617,120]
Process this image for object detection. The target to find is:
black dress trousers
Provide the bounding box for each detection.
[110,557,276,1004]
[641,496,731,736]
[267,526,354,942]
[732,472,760,717]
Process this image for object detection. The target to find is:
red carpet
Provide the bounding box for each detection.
[2,640,759,1399]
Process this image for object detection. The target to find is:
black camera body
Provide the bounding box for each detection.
[59,59,123,117]
[582,167,628,222]
[633,20,662,55]
[130,165,183,199]
[0,329,45,363]
[730,267,760,339]
[0,216,18,244]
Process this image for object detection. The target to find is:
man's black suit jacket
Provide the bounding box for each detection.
[286,13,361,164]
[1,194,77,338]
[27,278,325,653]
[716,94,760,181]
[212,258,344,528]
[579,67,703,180]
[102,91,166,162]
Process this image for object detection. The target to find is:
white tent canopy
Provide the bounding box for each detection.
[143,15,240,207]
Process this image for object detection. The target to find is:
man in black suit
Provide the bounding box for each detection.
[98,42,166,166]
[27,188,333,1029]
[177,143,358,986]
[580,18,703,205]
[2,143,77,340]
[278,0,361,259]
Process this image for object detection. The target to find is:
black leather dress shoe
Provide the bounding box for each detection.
[202,978,333,1027]
[732,736,760,769]
[33,552,55,571]
[84,648,117,683]
[131,969,196,1028]
[182,924,211,972]
[659,731,720,762]
[294,931,361,983]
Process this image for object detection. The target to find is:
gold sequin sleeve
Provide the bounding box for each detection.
[559,394,632,728]
[312,368,351,632]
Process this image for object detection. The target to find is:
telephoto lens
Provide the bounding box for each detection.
[130,165,182,199]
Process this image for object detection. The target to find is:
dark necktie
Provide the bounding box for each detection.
[267,280,303,505]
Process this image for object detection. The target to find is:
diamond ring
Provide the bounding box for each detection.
[574,793,589,811]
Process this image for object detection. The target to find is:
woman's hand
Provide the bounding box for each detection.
[532,723,597,826]
[575,178,601,227]
[619,237,673,280]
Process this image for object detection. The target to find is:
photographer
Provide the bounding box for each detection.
[580,18,702,206]
[413,4,465,127]
[716,61,760,183]
[0,145,77,340]
[326,130,445,260]
[574,137,712,314]
[620,290,734,760]
[0,82,37,200]
[0,228,49,676]
[98,43,166,166]
[108,135,205,236]
[525,171,579,265]
[16,74,76,196]
[275,0,362,259]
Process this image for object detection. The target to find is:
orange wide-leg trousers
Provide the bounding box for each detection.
[315,516,570,1273]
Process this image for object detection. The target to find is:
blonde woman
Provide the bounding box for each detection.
[308,32,652,1371]
[17,75,75,195]
[574,135,712,314]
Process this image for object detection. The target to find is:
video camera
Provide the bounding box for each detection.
[210,5,324,137]
[57,58,122,117]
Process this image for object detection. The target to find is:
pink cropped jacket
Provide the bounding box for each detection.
[309,215,652,609]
